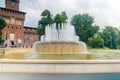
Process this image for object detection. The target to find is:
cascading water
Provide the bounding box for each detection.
[33,24,87,53]
[41,24,79,42]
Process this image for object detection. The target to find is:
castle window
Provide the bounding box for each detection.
[12,26,13,29]
[8,26,9,28]
[11,11,13,13]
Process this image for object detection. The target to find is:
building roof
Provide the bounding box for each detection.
[24,26,38,34]
[24,26,37,29]
[0,7,26,14]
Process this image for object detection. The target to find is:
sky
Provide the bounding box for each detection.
[1,0,120,28]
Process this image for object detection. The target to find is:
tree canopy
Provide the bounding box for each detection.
[0,17,6,43]
[37,9,53,35]
[37,10,120,49]
[71,14,99,43]
[100,26,119,49]
[37,9,68,35]
[0,17,6,29]
[54,11,68,29]
[88,33,104,48]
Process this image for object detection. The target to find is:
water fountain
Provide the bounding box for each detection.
[33,24,87,54]
[1,24,120,74]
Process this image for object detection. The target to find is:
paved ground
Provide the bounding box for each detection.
[0,73,120,80]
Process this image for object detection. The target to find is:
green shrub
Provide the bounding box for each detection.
[103,47,110,50]
[117,45,120,49]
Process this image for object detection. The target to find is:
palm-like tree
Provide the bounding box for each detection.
[54,11,68,39]
[38,9,53,35]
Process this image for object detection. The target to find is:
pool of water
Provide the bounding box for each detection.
[2,51,120,60]
[0,73,120,80]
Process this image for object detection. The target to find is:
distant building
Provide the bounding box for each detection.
[0,0,39,48]
[24,26,39,48]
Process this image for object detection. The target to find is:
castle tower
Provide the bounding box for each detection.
[6,0,20,11]
[0,0,26,47]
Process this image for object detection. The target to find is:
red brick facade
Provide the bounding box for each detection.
[0,0,39,48]
[6,0,20,11]
[24,27,39,48]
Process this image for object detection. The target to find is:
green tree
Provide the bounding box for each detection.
[37,9,53,35]
[0,17,6,29]
[88,33,104,48]
[100,26,118,49]
[116,30,120,49]
[71,13,99,43]
[41,9,54,25]
[0,17,6,43]
[53,11,68,40]
[54,11,68,29]
[61,11,68,24]
[54,14,62,28]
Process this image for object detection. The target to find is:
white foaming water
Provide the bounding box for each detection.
[41,24,79,42]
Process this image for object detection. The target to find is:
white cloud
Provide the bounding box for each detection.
[1,0,120,28]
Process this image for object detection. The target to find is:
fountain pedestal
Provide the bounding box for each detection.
[34,41,87,53]
[34,24,88,53]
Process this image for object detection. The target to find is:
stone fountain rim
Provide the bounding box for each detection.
[33,41,86,45]
[0,59,120,64]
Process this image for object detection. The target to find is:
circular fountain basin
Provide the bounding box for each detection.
[33,41,87,54]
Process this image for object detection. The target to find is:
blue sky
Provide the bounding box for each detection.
[1,0,120,28]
